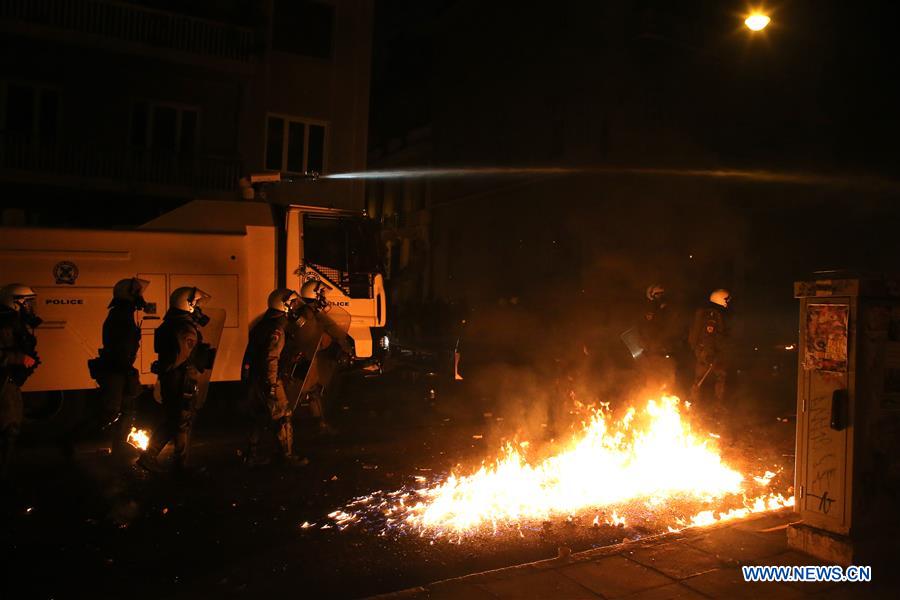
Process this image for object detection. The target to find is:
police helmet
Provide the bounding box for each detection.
[170,286,211,313]
[300,279,329,304]
[0,283,37,312]
[646,284,666,301]
[709,289,731,308]
[267,288,300,314]
[113,277,150,306]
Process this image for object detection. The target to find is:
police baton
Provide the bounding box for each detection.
[692,363,714,394]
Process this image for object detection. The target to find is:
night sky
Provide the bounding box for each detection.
[370,1,900,174]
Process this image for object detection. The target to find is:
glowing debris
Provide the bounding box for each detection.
[753,470,778,487]
[126,427,150,451]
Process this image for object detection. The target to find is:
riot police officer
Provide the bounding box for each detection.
[0,284,40,482]
[298,279,353,434]
[243,288,306,466]
[637,284,679,393]
[91,277,149,457]
[137,286,212,474]
[640,285,672,354]
[688,288,731,412]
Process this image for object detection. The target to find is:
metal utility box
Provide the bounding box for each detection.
[789,277,900,564]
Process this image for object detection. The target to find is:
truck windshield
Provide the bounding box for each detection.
[303,215,381,273]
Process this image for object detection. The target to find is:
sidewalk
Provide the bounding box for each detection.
[372,510,884,599]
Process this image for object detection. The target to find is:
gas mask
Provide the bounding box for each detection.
[132,278,150,311]
[285,296,306,323]
[191,305,211,327]
[18,297,42,329]
[185,287,212,326]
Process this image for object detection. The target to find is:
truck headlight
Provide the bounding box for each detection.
[378,335,390,351]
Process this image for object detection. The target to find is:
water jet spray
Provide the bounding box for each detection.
[321,165,900,192]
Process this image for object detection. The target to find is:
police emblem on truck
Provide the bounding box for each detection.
[53,261,79,285]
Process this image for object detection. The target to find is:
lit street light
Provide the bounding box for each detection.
[745,13,771,31]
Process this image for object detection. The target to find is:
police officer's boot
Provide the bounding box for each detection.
[277,418,307,466]
[137,430,166,473]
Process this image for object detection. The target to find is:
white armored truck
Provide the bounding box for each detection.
[0,200,387,421]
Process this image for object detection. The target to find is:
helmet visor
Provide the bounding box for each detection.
[133,278,150,297]
[17,295,37,312]
[190,288,212,309]
[284,291,300,311]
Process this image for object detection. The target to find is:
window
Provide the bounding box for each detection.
[272,0,334,59]
[265,115,326,174]
[304,215,380,274]
[2,83,59,142]
[131,101,199,152]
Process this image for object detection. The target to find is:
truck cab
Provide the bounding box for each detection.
[285,206,387,361]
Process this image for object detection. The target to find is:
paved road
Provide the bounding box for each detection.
[2,363,795,599]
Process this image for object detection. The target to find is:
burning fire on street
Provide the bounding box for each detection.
[327,396,793,541]
[126,427,150,451]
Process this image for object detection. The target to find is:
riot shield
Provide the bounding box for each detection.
[194,307,226,409]
[286,304,351,418]
[620,327,645,359]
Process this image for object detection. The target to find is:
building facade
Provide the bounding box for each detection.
[0,0,372,225]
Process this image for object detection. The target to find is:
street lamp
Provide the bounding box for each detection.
[744,12,771,31]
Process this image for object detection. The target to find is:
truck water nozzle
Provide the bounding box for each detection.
[247,171,319,185]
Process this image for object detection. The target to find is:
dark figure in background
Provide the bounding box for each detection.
[689,288,732,414]
[0,284,40,483]
[454,315,467,382]
[638,284,678,393]
[138,286,212,474]
[91,277,149,457]
[243,288,307,466]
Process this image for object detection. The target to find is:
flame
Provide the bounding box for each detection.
[126,427,150,451]
[753,470,778,486]
[670,493,795,531]
[410,397,743,533]
[607,511,626,527]
[333,396,793,538]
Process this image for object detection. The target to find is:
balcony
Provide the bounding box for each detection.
[0,0,257,65]
[0,133,241,196]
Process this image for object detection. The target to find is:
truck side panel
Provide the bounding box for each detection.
[0,225,276,391]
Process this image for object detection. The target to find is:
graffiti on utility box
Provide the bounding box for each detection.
[805,304,849,373]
